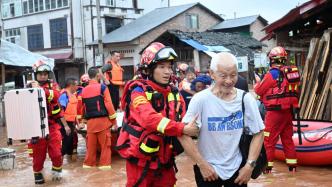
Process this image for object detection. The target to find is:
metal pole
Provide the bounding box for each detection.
[96,0,104,65]
[1,64,6,126]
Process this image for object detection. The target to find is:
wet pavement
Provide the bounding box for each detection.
[1,126,332,187]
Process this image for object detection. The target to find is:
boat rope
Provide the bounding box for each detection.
[301,128,332,143]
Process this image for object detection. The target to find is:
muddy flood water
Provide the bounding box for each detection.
[0,126,332,187]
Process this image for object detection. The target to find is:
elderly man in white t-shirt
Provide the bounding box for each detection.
[178,52,264,187]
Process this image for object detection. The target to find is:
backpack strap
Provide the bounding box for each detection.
[242,91,248,133]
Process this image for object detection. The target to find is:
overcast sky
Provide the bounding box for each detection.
[168,0,309,23]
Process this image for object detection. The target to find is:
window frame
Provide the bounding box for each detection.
[49,17,68,48]
[27,24,44,50]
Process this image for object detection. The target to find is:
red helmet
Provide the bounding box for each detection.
[80,74,89,84]
[33,60,51,73]
[268,46,287,64]
[140,42,178,68]
[178,63,189,72]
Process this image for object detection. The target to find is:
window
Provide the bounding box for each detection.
[45,0,50,9]
[106,0,114,6]
[105,17,122,33]
[57,0,62,8]
[185,14,199,29]
[29,0,34,13]
[63,0,68,6]
[34,0,39,12]
[135,9,140,14]
[132,0,137,9]
[23,1,28,14]
[39,0,44,11]
[121,8,127,13]
[27,24,44,50]
[10,3,15,17]
[50,18,68,48]
[51,0,56,9]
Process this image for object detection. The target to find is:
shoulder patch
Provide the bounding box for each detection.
[270,69,280,80]
[133,86,144,93]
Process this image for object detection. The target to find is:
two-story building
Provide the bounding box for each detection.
[90,3,223,80]
[1,0,167,86]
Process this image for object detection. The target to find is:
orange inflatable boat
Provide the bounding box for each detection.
[275,120,332,166]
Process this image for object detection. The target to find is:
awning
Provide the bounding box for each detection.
[0,39,54,68]
[179,38,230,52]
[180,39,208,51]
[44,52,72,60]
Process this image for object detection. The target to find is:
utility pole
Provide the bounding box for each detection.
[96,0,104,66]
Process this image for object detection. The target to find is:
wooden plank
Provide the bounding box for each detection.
[299,38,320,116]
[302,38,325,118]
[303,29,332,119]
[316,58,332,119]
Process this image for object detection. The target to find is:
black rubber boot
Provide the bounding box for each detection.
[34,172,45,184]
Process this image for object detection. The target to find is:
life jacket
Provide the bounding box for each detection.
[62,89,78,122]
[262,66,300,110]
[40,80,62,118]
[116,80,184,171]
[76,86,83,121]
[107,61,124,85]
[82,83,108,119]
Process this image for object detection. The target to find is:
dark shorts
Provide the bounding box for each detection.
[193,165,247,187]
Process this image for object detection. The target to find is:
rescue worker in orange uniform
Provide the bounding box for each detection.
[104,51,124,110]
[59,78,82,161]
[254,46,300,173]
[28,62,71,184]
[116,42,200,187]
[81,67,117,169]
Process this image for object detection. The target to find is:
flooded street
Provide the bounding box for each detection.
[1,126,332,187]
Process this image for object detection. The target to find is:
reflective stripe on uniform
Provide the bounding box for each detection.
[52,107,61,115]
[77,115,82,120]
[109,113,117,120]
[98,165,112,170]
[48,90,54,102]
[286,159,297,164]
[83,165,93,169]
[268,162,274,167]
[52,166,62,170]
[264,131,270,137]
[27,149,33,154]
[133,96,148,108]
[157,117,170,134]
[140,143,160,153]
[168,93,180,102]
[145,92,153,101]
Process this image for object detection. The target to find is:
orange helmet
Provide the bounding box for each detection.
[268,46,287,64]
[140,42,178,68]
[178,63,189,72]
[80,74,89,84]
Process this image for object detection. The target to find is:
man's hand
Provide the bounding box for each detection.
[104,79,111,85]
[31,81,40,88]
[234,164,253,185]
[64,125,71,136]
[183,115,199,137]
[198,161,219,182]
[255,74,261,83]
[60,118,71,136]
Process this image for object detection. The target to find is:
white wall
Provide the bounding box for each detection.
[3,8,71,49]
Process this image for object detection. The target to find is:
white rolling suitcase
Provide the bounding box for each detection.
[4,88,49,140]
